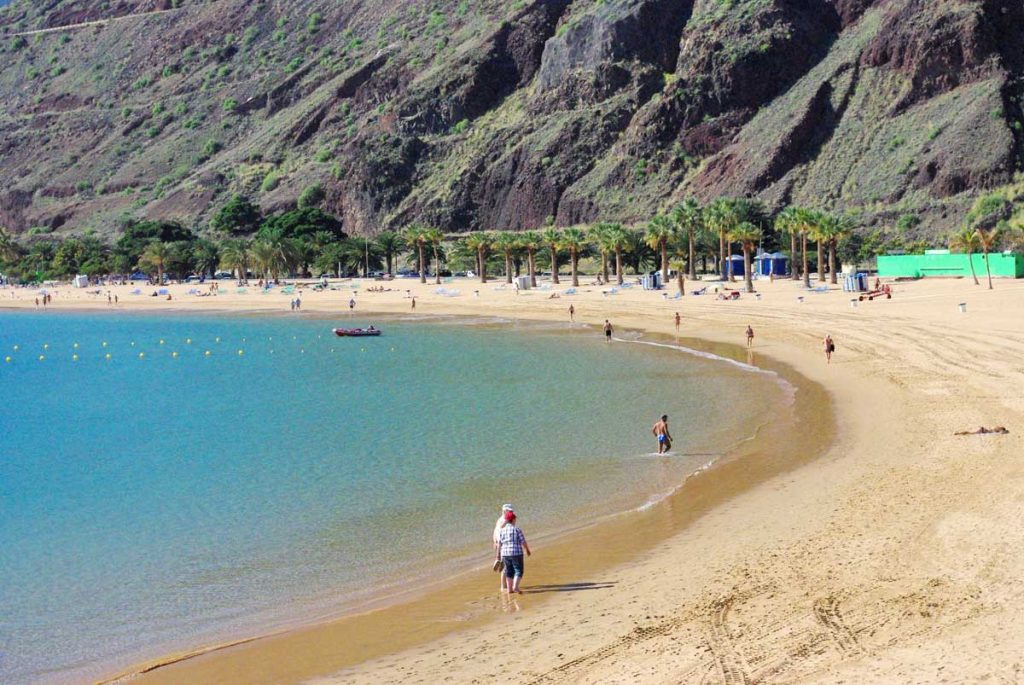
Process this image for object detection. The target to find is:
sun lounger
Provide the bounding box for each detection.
[809,285,829,293]
[669,292,682,300]
[691,286,708,296]
[563,288,577,295]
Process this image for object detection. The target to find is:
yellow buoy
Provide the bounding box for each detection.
[215,337,220,343]
[186,338,192,344]
[138,352,145,359]
[361,348,365,352]
[12,345,19,351]
[43,343,49,350]
[38,355,45,361]
[204,350,211,357]
[237,349,244,356]
[130,341,135,347]
[105,353,112,360]
[159,339,165,345]
[73,343,79,349]
[4,356,11,363]
[72,354,79,361]
[172,351,179,358]
[101,342,107,348]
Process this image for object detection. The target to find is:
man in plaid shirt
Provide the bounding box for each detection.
[499,511,532,594]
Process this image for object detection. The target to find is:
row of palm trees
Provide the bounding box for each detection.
[391,200,858,295]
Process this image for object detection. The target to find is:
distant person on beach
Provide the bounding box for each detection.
[493,503,514,592]
[675,312,681,332]
[604,320,613,342]
[411,297,416,310]
[824,334,835,363]
[498,510,531,594]
[746,325,754,348]
[652,414,673,454]
[349,298,356,312]
[569,304,575,322]
[114,294,118,305]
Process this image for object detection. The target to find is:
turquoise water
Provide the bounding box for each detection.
[0,312,784,684]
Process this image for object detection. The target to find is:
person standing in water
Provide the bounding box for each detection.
[746,325,754,348]
[493,503,514,592]
[824,334,835,363]
[568,304,575,322]
[349,297,356,312]
[652,414,673,454]
[603,319,613,342]
[498,511,531,594]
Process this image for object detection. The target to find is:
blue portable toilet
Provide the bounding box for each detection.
[726,255,746,277]
[755,252,789,276]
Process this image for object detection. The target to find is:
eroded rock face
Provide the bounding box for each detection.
[1,0,1023,238]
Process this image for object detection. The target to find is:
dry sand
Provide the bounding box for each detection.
[6,274,1024,684]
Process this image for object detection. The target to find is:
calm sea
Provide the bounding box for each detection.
[0,312,786,684]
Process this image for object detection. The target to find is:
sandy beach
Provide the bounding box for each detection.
[6,274,1024,684]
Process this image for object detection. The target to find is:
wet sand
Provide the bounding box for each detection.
[7,274,1024,683]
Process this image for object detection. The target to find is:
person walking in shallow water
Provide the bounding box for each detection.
[652,414,673,454]
[746,325,754,348]
[493,503,514,592]
[603,319,613,342]
[824,333,835,364]
[569,304,575,322]
[674,312,681,332]
[498,510,531,594]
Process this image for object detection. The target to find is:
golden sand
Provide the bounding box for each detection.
[7,274,1023,684]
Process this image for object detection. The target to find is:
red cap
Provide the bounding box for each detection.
[504,510,516,522]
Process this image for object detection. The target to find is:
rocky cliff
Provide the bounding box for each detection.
[1,0,1022,239]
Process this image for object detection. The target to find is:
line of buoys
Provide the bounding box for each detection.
[4,356,11,363]
[38,355,45,361]
[73,343,79,349]
[138,352,145,359]
[72,354,79,361]
[186,338,192,344]
[172,351,179,358]
[42,343,49,350]
[204,350,211,357]
[101,341,107,347]
[105,353,112,360]
[12,345,19,351]
[159,339,165,345]
[237,349,244,356]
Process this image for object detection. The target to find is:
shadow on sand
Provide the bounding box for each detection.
[522,581,617,594]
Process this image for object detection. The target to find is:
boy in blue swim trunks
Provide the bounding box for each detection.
[652,414,672,454]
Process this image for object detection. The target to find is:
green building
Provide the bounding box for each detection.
[877,250,1024,278]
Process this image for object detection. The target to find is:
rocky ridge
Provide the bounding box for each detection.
[1,0,1022,240]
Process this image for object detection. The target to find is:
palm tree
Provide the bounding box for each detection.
[949,227,981,286]
[423,228,445,284]
[139,241,170,284]
[493,232,519,284]
[645,214,675,283]
[219,238,251,283]
[673,198,703,280]
[809,214,828,283]
[375,231,403,277]
[670,258,686,296]
[464,232,492,283]
[793,208,818,289]
[817,213,854,285]
[249,240,276,282]
[519,231,541,287]
[975,226,1000,290]
[775,206,803,281]
[559,227,587,287]
[605,224,630,285]
[729,221,762,294]
[404,225,428,283]
[589,223,612,284]
[705,199,739,281]
[541,225,562,284]
[622,228,656,275]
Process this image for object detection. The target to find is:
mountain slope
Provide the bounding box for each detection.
[0,0,1021,239]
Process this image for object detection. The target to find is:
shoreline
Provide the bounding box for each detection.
[97,327,826,685]
[8,275,1024,683]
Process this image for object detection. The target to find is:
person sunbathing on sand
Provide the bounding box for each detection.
[954,426,1009,435]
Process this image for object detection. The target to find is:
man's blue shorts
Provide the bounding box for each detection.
[502,554,524,578]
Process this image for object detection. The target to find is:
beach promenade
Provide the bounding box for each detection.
[6,275,1024,684]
